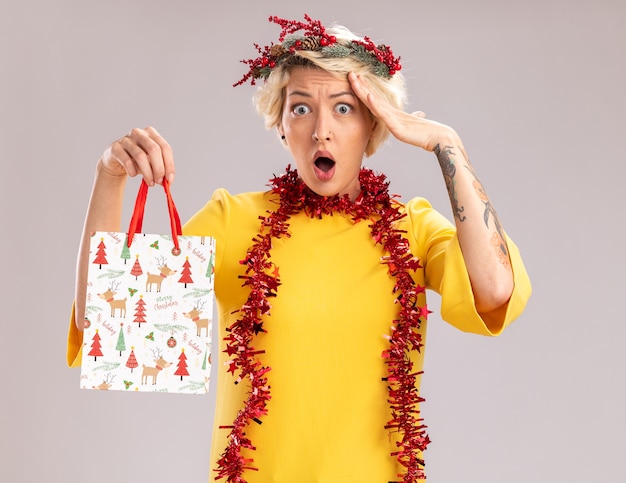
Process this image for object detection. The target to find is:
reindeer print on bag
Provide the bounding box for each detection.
[81,231,216,394]
[145,255,177,292]
[183,300,211,337]
[98,280,127,317]
[141,348,172,385]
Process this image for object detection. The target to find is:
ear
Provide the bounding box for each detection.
[370,120,378,139]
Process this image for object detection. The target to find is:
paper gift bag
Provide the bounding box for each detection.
[80,179,215,394]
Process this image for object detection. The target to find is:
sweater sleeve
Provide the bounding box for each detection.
[406,197,532,336]
[66,304,83,367]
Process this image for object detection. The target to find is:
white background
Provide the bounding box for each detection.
[1,0,625,481]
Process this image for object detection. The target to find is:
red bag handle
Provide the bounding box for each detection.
[127,178,182,254]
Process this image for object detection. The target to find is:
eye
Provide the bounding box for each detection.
[335,103,352,114]
[292,104,311,116]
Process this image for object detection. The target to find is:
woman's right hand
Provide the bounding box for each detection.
[99,126,175,186]
[74,126,175,331]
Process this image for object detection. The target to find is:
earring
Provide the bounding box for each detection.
[281,135,286,140]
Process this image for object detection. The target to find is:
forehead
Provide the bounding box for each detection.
[285,67,352,95]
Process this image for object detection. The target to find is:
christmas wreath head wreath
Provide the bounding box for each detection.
[234,14,403,87]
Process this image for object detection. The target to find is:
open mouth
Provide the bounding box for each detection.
[314,156,336,173]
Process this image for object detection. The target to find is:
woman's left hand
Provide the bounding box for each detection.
[349,73,514,320]
[348,72,459,153]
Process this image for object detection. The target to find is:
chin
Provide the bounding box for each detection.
[307,184,337,198]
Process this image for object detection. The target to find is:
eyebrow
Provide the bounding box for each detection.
[287,90,356,99]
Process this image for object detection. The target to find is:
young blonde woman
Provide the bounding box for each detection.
[67,15,531,482]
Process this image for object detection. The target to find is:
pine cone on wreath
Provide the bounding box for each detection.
[298,36,321,51]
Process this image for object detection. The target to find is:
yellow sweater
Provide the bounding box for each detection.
[68,188,531,482]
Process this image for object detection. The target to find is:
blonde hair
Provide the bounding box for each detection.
[253,25,407,157]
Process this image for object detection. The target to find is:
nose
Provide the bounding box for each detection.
[312,112,332,142]
[312,130,332,142]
